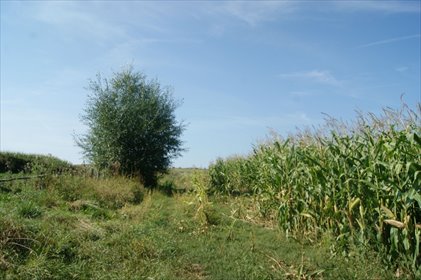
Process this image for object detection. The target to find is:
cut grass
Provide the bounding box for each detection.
[1,173,397,279]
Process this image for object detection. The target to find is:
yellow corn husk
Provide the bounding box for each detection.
[384,219,405,229]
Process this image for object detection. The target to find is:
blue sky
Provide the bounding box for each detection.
[1,1,420,167]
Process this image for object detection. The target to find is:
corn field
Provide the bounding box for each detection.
[209,104,421,273]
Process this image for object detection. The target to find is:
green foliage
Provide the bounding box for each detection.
[209,103,421,275]
[209,156,253,195]
[76,66,185,187]
[0,152,73,174]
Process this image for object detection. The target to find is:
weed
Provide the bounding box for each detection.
[18,202,42,219]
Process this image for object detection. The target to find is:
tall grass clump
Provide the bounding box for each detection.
[209,103,420,274]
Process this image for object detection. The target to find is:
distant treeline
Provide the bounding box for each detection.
[0,152,74,174]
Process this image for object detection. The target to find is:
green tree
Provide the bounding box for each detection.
[76,67,185,187]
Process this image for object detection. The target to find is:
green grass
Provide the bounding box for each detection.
[1,170,397,279]
[158,167,207,192]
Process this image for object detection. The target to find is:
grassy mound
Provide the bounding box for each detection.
[0,152,73,174]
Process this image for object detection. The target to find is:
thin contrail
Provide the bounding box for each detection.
[357,34,420,48]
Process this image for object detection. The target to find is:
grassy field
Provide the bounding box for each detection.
[1,104,418,279]
[0,167,396,279]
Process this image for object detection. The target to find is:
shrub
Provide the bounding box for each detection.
[75,66,185,187]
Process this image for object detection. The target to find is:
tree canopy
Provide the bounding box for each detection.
[76,67,185,187]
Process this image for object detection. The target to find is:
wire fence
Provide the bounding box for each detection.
[0,175,46,183]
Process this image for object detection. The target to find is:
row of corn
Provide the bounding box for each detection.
[209,104,420,272]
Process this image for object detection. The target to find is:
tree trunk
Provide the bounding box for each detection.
[140,171,157,189]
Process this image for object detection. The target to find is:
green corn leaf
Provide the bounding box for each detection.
[413,132,421,146]
[348,198,360,212]
[403,238,410,251]
[356,218,365,231]
[395,163,403,175]
[414,228,420,268]
[411,192,421,208]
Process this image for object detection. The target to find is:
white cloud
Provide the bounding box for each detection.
[208,0,420,27]
[28,1,209,49]
[32,2,127,43]
[209,1,297,26]
[357,34,421,48]
[333,1,420,13]
[279,70,342,86]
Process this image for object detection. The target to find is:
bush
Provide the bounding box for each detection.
[75,66,185,187]
[0,152,73,174]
